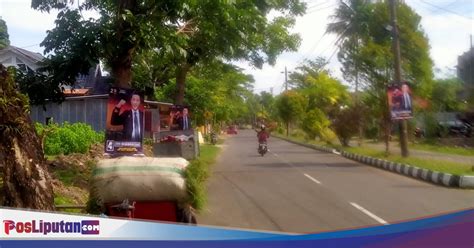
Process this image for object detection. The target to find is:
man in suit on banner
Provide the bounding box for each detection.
[111,92,144,142]
[176,107,192,131]
[392,83,412,112]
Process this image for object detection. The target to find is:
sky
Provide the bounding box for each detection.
[0,0,473,94]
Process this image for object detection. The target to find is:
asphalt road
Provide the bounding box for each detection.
[197,130,474,233]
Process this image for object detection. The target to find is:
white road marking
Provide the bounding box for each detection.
[304,173,322,184]
[350,202,389,225]
[272,152,322,185]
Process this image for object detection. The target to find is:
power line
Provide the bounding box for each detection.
[326,42,340,63]
[307,3,338,14]
[300,31,329,62]
[410,0,471,25]
[317,21,351,59]
[419,0,473,20]
[307,0,331,10]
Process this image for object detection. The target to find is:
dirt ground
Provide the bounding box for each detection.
[0,143,155,208]
[47,143,105,206]
[48,143,154,206]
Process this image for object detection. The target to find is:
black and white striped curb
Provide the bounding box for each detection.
[273,136,474,189]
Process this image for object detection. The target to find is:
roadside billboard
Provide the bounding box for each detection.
[105,87,145,155]
[388,82,413,120]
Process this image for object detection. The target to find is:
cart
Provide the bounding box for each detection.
[105,199,196,223]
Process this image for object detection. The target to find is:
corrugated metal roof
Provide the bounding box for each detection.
[0,45,44,63]
[63,94,173,106]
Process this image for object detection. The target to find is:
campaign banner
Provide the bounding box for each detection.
[388,82,413,120]
[1,207,473,247]
[168,105,193,131]
[105,87,145,155]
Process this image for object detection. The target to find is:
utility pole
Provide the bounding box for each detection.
[389,0,409,157]
[284,66,288,91]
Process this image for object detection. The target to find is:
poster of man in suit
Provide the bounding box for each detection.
[105,87,145,155]
[388,82,413,120]
[169,105,192,131]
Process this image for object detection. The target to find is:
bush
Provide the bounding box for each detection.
[36,122,103,155]
[332,106,360,146]
[301,109,331,140]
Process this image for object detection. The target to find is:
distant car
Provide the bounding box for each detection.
[438,120,472,137]
[226,126,238,135]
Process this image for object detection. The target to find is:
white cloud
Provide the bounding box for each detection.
[0,0,58,34]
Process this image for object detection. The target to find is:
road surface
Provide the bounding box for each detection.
[197,130,474,233]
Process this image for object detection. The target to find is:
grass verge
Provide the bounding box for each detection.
[272,133,341,150]
[275,133,474,176]
[411,143,474,156]
[185,144,221,211]
[54,194,82,213]
[344,146,474,176]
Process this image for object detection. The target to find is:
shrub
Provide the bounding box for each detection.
[332,106,361,146]
[301,109,331,140]
[36,122,103,155]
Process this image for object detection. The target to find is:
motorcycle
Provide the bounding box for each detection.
[258,142,268,156]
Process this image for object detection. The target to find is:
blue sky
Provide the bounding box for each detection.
[1,0,472,93]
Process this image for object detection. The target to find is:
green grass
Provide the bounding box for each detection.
[52,159,95,187]
[276,133,474,176]
[273,132,340,149]
[53,169,78,186]
[185,144,221,211]
[54,194,82,213]
[345,146,474,176]
[411,143,474,156]
[45,155,57,161]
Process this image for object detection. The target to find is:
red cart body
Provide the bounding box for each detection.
[106,201,178,222]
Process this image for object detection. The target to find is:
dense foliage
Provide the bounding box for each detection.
[36,122,104,155]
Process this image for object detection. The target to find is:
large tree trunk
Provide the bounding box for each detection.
[111,56,133,89]
[0,66,54,210]
[111,0,137,89]
[175,63,190,105]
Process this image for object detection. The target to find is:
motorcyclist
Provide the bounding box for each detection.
[256,124,269,144]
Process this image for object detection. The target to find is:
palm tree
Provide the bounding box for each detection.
[326,0,371,146]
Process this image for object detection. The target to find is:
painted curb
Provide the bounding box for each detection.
[272,135,473,189]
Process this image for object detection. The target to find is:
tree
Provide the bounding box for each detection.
[0,20,55,210]
[31,0,185,91]
[154,60,254,128]
[0,66,55,210]
[301,109,331,140]
[327,0,372,146]
[167,1,305,104]
[0,18,9,49]
[431,78,465,112]
[329,1,434,154]
[32,0,305,105]
[140,1,305,104]
[302,72,350,115]
[276,90,306,136]
[285,58,350,144]
[332,105,363,146]
[287,57,328,89]
[327,0,371,85]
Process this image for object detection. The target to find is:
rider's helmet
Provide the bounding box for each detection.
[260,124,265,130]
